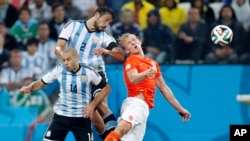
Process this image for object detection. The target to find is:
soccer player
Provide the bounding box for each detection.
[54,6,124,139]
[104,33,191,141]
[20,47,111,141]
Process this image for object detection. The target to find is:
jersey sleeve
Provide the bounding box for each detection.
[154,61,162,77]
[124,56,138,73]
[41,65,62,84]
[103,31,117,49]
[88,69,107,88]
[0,69,9,84]
[58,20,74,41]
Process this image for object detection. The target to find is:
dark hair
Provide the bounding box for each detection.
[94,6,115,19]
[26,37,39,47]
[52,1,64,12]
[18,6,31,16]
[218,4,237,22]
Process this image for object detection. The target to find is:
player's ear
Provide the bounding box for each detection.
[94,12,100,18]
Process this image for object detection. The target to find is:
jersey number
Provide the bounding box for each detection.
[80,42,86,52]
[70,84,77,93]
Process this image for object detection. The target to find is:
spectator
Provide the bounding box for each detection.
[174,7,207,64]
[190,0,216,26]
[231,0,250,31]
[22,37,48,79]
[143,9,173,64]
[0,20,18,51]
[0,49,33,100]
[28,0,52,22]
[48,2,68,40]
[12,77,51,141]
[64,0,84,20]
[205,4,244,64]
[239,27,250,64]
[86,5,99,19]
[73,0,96,18]
[37,22,57,69]
[111,9,143,41]
[122,0,155,29]
[159,0,187,35]
[10,6,39,49]
[0,84,10,107]
[0,33,10,71]
[0,0,19,28]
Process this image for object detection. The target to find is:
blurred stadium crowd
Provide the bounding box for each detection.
[0,0,250,137]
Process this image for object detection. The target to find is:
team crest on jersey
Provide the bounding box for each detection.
[81,75,88,82]
[92,36,99,43]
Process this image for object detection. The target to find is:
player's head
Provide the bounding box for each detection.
[62,47,79,72]
[118,33,143,55]
[93,6,114,31]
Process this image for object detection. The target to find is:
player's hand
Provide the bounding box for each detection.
[178,108,191,122]
[20,86,31,94]
[83,103,95,119]
[93,47,109,56]
[146,67,156,77]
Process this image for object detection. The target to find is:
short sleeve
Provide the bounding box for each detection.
[103,31,117,48]
[124,56,138,73]
[154,61,161,77]
[42,65,62,83]
[58,20,74,41]
[88,69,102,86]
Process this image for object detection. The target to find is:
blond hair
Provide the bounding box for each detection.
[117,33,136,48]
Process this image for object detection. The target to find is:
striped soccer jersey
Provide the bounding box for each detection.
[41,64,104,117]
[59,20,116,72]
[0,66,33,97]
[22,51,49,77]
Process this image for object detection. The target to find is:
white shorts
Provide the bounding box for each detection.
[118,97,149,141]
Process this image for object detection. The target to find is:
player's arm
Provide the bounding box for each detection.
[91,78,111,107]
[19,80,45,94]
[54,39,67,59]
[54,20,74,59]
[105,44,125,61]
[126,67,156,84]
[156,76,191,121]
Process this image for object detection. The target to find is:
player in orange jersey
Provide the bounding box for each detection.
[104,33,191,141]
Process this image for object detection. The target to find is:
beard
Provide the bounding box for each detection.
[94,20,102,32]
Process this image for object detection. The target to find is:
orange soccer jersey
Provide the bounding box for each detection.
[123,55,161,109]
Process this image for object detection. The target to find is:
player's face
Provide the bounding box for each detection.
[62,52,79,72]
[123,35,142,54]
[94,13,113,31]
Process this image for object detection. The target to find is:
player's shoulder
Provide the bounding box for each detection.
[79,63,94,71]
[64,20,85,28]
[80,63,100,76]
[126,55,140,62]
[51,63,64,72]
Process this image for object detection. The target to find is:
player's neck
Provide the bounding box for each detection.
[86,19,96,32]
[71,64,81,74]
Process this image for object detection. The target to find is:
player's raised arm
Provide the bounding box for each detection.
[156,76,191,121]
[54,39,67,59]
[54,20,74,59]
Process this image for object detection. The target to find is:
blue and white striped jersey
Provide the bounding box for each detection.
[0,67,33,97]
[38,39,57,61]
[58,20,116,72]
[42,64,105,117]
[22,52,49,78]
